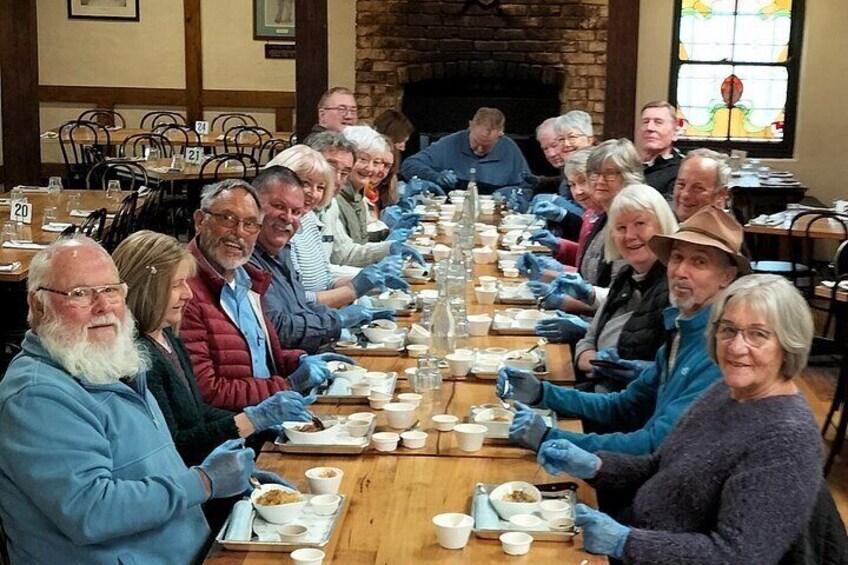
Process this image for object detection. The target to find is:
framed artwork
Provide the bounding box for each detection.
[67,0,140,21]
[254,0,296,41]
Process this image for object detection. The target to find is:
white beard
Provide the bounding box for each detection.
[38,312,147,385]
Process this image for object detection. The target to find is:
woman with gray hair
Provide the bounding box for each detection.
[536,274,825,563]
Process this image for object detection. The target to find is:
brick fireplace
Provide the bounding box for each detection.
[354,0,610,167]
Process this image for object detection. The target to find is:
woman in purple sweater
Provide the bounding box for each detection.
[536,274,824,564]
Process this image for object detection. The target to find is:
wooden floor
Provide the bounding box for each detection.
[797,364,848,523]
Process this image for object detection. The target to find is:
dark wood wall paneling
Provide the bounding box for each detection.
[294,0,328,140]
[604,0,640,140]
[183,0,203,124]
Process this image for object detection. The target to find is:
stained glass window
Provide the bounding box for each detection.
[670,0,804,157]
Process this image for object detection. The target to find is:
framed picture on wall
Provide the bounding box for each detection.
[254,0,296,41]
[67,0,140,21]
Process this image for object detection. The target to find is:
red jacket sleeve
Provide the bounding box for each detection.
[555,238,578,266]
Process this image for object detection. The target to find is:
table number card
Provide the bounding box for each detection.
[194,120,210,135]
[185,146,205,165]
[10,200,32,225]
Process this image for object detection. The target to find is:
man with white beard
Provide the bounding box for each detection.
[0,238,268,564]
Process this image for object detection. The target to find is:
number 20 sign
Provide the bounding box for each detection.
[10,200,32,225]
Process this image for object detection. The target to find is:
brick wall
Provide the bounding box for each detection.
[354,0,608,132]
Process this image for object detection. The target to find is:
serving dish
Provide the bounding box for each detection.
[275,417,375,454]
[471,483,577,542]
[313,371,397,404]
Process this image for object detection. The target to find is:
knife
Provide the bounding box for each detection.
[534,481,578,498]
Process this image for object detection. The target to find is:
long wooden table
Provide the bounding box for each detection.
[744,212,848,241]
[204,218,604,564]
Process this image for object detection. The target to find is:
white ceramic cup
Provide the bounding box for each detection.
[346,419,370,438]
[383,402,416,429]
[499,531,533,556]
[371,431,400,452]
[431,414,459,432]
[277,524,308,542]
[350,383,371,396]
[478,275,497,290]
[445,353,473,377]
[539,499,570,521]
[308,494,342,516]
[305,467,343,495]
[453,423,487,452]
[432,513,474,549]
[291,547,325,565]
[400,430,428,449]
[397,392,423,408]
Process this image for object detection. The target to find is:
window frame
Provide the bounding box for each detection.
[668,0,806,158]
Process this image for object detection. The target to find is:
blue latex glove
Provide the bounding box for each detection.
[528,230,560,251]
[537,439,601,479]
[535,312,589,343]
[533,201,567,222]
[389,242,426,266]
[517,253,565,280]
[243,391,315,431]
[351,265,384,296]
[251,469,297,491]
[396,198,416,212]
[370,309,396,321]
[387,228,411,242]
[384,274,411,292]
[197,439,255,499]
[527,281,565,310]
[496,366,542,405]
[575,504,631,559]
[552,272,595,303]
[392,213,421,231]
[375,255,404,277]
[508,401,549,451]
[593,348,654,382]
[338,304,374,329]
[289,353,356,393]
[436,169,458,190]
[406,177,446,197]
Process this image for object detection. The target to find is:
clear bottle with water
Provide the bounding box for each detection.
[465,167,479,220]
[429,270,456,359]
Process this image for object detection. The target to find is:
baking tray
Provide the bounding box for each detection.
[466,405,557,442]
[333,344,405,357]
[471,483,577,541]
[274,418,375,454]
[495,295,537,305]
[313,372,397,404]
[215,495,349,552]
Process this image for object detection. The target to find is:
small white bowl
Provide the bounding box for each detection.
[503,267,519,278]
[508,513,544,531]
[499,531,533,556]
[467,314,493,336]
[539,499,570,521]
[472,247,496,265]
[432,414,459,431]
[368,395,391,410]
[475,286,498,305]
[346,419,370,437]
[479,232,500,247]
[383,402,416,429]
[364,372,390,388]
[350,383,371,396]
[282,419,340,445]
[445,353,473,377]
[291,547,325,565]
[327,361,367,384]
[277,523,308,542]
[485,347,509,355]
[432,513,474,550]
[397,392,423,408]
[362,320,398,343]
[308,494,341,516]
[381,335,405,349]
[453,423,487,452]
[400,430,428,449]
[251,485,307,525]
[406,344,429,358]
[473,407,514,436]
[503,349,541,371]
[478,275,498,290]
[348,411,375,423]
[432,244,451,261]
[371,431,400,452]
[515,310,551,329]
[305,467,343,495]
[488,482,542,520]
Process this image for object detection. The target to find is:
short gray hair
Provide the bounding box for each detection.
[306,131,356,161]
[555,110,594,137]
[535,117,558,140]
[707,274,814,379]
[28,236,110,293]
[682,148,732,190]
[342,125,390,155]
[604,184,679,260]
[563,147,593,179]
[587,138,644,186]
[199,179,262,215]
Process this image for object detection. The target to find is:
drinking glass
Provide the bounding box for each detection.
[42,207,58,227]
[66,192,81,213]
[48,177,63,192]
[106,180,122,202]
[146,146,161,162]
[171,154,186,172]
[413,355,443,393]
[9,187,24,204]
[1,221,16,244]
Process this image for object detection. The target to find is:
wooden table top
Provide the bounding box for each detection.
[0,190,131,282]
[815,283,848,303]
[744,212,848,240]
[45,127,293,148]
[138,158,253,183]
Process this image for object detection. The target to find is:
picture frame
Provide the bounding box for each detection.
[254,0,295,41]
[67,0,140,21]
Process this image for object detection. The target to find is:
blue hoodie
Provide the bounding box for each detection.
[0,332,210,565]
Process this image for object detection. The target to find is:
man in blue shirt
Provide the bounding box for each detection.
[400,106,531,194]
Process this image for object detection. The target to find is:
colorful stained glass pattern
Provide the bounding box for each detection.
[675,0,794,144]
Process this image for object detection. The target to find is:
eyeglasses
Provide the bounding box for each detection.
[589,171,621,183]
[38,283,128,308]
[203,210,262,234]
[323,106,358,116]
[715,322,774,348]
[561,133,587,144]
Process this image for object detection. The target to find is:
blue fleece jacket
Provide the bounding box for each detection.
[400,130,531,194]
[540,305,721,455]
[0,332,210,565]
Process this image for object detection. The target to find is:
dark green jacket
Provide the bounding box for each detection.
[334,181,369,244]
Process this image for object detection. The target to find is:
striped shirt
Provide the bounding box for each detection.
[290,211,338,303]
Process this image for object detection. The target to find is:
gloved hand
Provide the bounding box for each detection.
[243,391,315,430]
[508,401,549,451]
[535,311,589,343]
[537,439,601,479]
[532,201,567,222]
[289,353,356,393]
[375,255,404,278]
[384,274,411,292]
[370,309,396,321]
[496,366,543,405]
[392,213,421,231]
[197,439,255,499]
[517,253,565,280]
[396,197,416,212]
[351,265,385,296]
[251,469,298,491]
[527,281,566,310]
[435,169,458,190]
[406,177,446,197]
[593,348,653,382]
[528,230,560,251]
[389,242,426,266]
[338,304,374,328]
[552,272,595,303]
[386,228,411,242]
[575,504,631,559]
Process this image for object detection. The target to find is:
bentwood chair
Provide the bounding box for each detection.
[78,109,127,129]
[222,125,274,160]
[101,193,139,252]
[140,110,186,129]
[79,208,108,241]
[85,160,150,193]
[58,120,112,188]
[199,153,259,184]
[257,137,292,166]
[211,112,258,132]
[152,124,202,155]
[120,133,174,160]
[822,273,848,475]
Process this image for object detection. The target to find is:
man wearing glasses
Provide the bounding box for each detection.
[0,237,268,564]
[311,86,358,135]
[181,179,348,411]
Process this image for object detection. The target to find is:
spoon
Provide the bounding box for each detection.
[405,419,420,432]
[249,476,263,490]
[311,415,326,431]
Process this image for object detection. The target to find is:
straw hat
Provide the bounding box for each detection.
[648,206,751,274]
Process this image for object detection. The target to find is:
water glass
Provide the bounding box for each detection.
[66,192,81,213]
[41,207,58,227]
[171,154,186,172]
[106,180,122,202]
[10,187,24,204]
[413,355,443,393]
[1,221,16,244]
[146,146,161,162]
[48,177,63,193]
